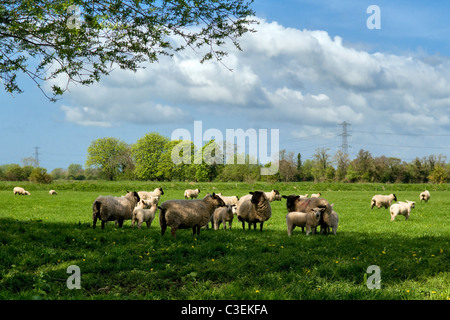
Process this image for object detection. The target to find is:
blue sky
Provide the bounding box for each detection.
[1,1,450,171]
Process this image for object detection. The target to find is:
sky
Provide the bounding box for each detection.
[1,0,450,171]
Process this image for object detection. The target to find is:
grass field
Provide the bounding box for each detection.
[0,181,448,300]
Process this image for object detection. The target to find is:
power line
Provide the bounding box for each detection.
[353,130,450,137]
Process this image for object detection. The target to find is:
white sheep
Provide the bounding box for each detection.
[92,191,140,229]
[141,197,159,207]
[49,190,57,195]
[217,193,239,206]
[138,187,164,200]
[371,194,397,209]
[390,200,415,221]
[311,192,321,198]
[236,191,272,231]
[213,204,237,230]
[132,202,158,229]
[299,194,309,199]
[419,190,430,203]
[329,204,339,235]
[159,193,226,237]
[264,190,282,202]
[184,188,201,199]
[286,207,324,236]
[282,195,333,234]
[13,187,30,196]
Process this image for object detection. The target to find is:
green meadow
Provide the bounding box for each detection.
[0,181,448,300]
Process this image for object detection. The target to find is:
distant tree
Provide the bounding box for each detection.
[312,148,331,182]
[30,167,52,184]
[67,163,85,180]
[86,137,130,180]
[278,149,297,182]
[429,165,447,184]
[333,150,349,181]
[132,133,169,181]
[50,168,67,180]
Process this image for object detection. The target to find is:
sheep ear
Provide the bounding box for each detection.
[249,192,254,195]
[282,195,287,199]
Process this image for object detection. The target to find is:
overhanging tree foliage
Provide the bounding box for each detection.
[0,0,256,100]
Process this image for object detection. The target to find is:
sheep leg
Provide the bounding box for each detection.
[306,226,311,236]
[146,221,151,228]
[101,220,106,229]
[117,218,124,228]
[171,227,177,238]
[259,222,264,231]
[241,221,245,230]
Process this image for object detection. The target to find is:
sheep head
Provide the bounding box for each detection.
[211,192,226,207]
[282,194,300,212]
[249,191,266,204]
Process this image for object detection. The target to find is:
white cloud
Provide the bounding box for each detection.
[51,17,450,139]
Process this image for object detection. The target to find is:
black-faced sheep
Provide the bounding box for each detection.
[282,195,332,234]
[371,194,397,209]
[264,190,281,202]
[286,207,324,236]
[138,188,164,201]
[236,191,272,231]
[13,187,30,195]
[419,190,430,203]
[390,201,415,221]
[217,193,239,206]
[92,191,140,229]
[184,188,201,199]
[158,193,226,237]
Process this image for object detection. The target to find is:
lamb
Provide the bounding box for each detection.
[92,191,140,229]
[282,195,332,234]
[213,204,237,230]
[184,188,201,199]
[217,193,239,206]
[141,197,159,207]
[329,204,339,235]
[159,193,226,237]
[13,187,30,195]
[390,200,415,221]
[299,194,309,199]
[311,193,321,198]
[286,207,324,236]
[419,190,430,203]
[236,191,272,231]
[49,190,57,195]
[371,194,397,209]
[132,201,158,229]
[138,187,164,201]
[264,190,282,202]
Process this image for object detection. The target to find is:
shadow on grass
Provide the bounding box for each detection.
[0,217,448,299]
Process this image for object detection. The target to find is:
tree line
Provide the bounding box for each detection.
[1,133,448,184]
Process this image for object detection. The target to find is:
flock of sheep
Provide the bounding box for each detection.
[12,185,431,237]
[88,187,332,236]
